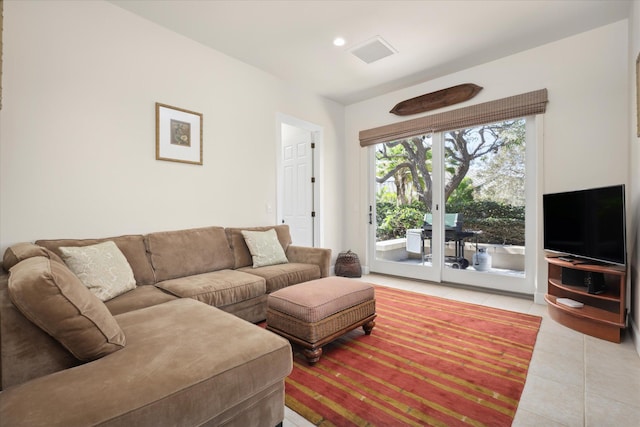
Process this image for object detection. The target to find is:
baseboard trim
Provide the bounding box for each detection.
[630,317,639,357]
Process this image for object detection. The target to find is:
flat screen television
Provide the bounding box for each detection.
[543,184,627,266]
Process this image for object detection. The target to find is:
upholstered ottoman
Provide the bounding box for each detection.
[266,277,376,365]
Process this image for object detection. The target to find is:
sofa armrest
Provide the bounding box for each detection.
[286,246,331,278]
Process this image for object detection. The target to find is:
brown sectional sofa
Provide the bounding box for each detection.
[0,224,331,426]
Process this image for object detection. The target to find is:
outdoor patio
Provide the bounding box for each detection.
[376,236,525,277]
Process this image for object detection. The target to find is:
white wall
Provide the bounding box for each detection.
[629,0,640,354]
[0,1,345,256]
[345,20,629,301]
[1,1,634,337]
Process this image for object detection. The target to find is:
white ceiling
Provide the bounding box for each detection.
[109,0,631,105]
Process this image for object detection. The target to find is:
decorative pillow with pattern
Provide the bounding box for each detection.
[59,241,136,301]
[241,228,289,268]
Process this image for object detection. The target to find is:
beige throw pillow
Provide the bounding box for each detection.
[59,241,136,301]
[8,256,126,361]
[241,228,289,268]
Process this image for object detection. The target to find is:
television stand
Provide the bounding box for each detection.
[545,257,627,343]
[555,256,590,265]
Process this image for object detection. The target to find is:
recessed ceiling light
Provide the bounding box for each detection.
[333,37,346,47]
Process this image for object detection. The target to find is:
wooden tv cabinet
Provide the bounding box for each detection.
[545,256,627,343]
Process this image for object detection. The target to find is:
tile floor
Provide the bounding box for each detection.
[284,273,640,427]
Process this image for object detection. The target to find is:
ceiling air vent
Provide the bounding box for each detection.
[349,36,397,64]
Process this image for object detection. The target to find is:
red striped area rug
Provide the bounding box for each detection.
[284,285,541,426]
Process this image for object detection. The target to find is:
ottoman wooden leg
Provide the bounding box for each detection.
[363,319,375,335]
[303,347,322,365]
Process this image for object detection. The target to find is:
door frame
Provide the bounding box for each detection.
[439,116,540,295]
[367,116,541,295]
[276,113,323,247]
[367,135,443,283]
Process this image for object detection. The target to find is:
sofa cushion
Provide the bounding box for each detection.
[155,269,266,308]
[36,235,156,286]
[104,285,178,316]
[0,299,293,427]
[2,242,60,271]
[238,262,321,293]
[146,226,235,282]
[59,241,136,301]
[226,225,292,269]
[7,257,126,361]
[241,228,289,268]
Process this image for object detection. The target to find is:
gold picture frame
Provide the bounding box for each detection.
[637,53,640,137]
[155,103,203,165]
[1,0,4,110]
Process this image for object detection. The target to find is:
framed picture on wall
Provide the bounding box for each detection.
[637,53,640,137]
[1,0,4,110]
[155,103,203,165]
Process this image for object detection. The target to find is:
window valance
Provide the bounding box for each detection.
[359,89,548,147]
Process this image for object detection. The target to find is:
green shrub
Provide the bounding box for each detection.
[376,199,525,245]
[447,200,524,220]
[377,206,423,241]
[375,201,396,228]
[462,218,524,245]
[448,201,525,245]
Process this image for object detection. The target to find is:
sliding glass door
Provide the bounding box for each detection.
[369,117,537,295]
[369,133,442,282]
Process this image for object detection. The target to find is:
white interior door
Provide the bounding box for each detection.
[277,114,322,247]
[282,124,313,246]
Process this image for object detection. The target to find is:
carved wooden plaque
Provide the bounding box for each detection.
[390,83,483,116]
